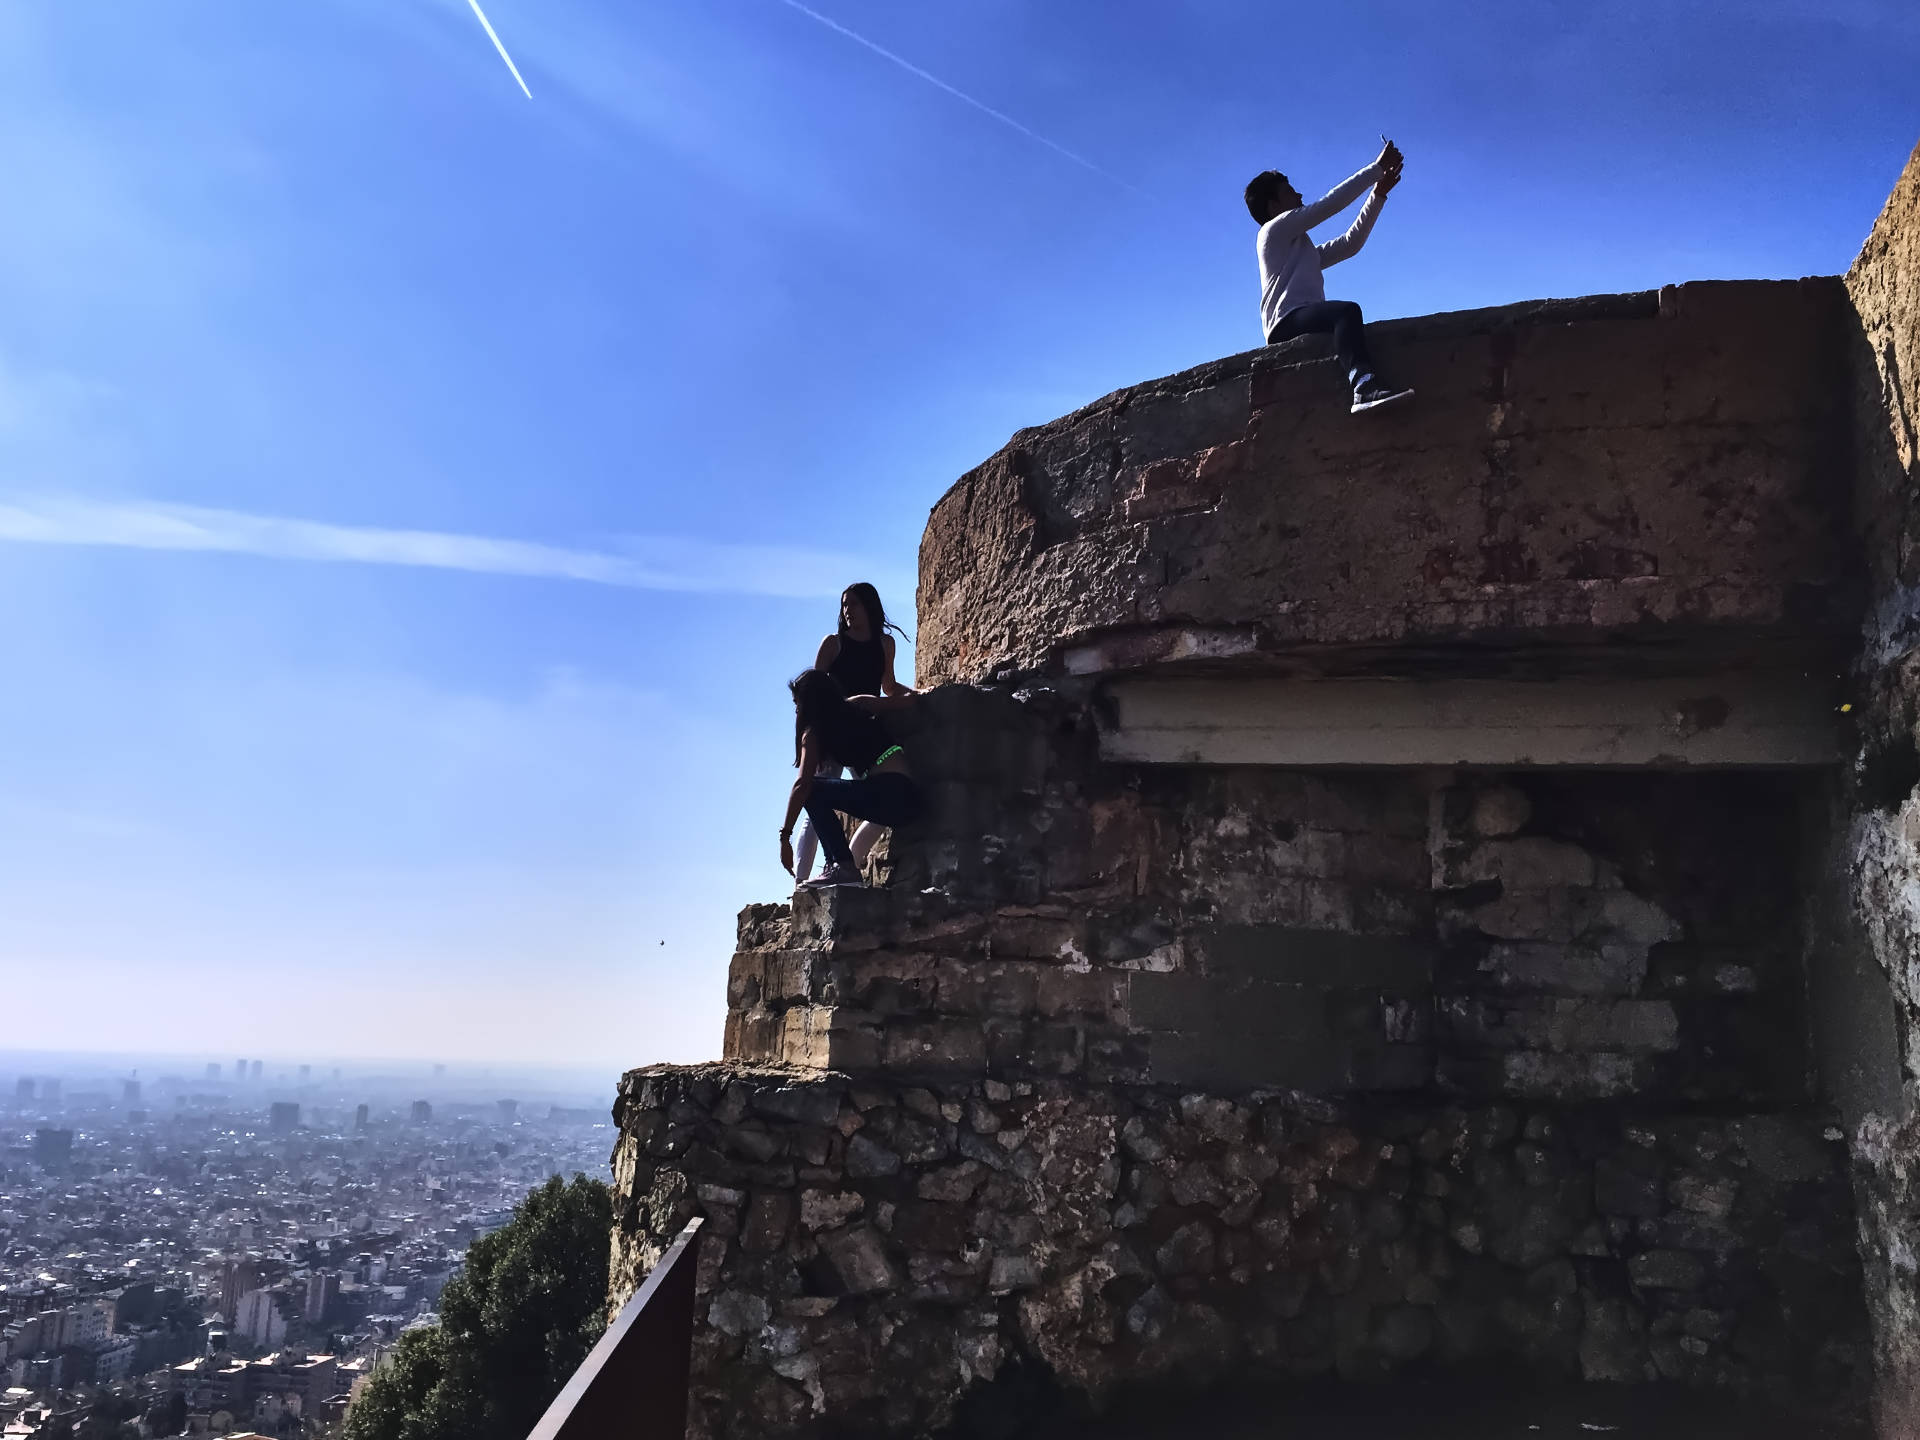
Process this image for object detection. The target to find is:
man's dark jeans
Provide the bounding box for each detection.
[805,772,922,869]
[1267,300,1375,389]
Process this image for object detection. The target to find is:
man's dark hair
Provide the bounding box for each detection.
[1245,170,1289,225]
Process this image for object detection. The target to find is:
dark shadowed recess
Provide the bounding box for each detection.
[932,1364,1864,1440]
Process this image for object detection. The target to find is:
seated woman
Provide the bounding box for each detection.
[793,582,915,882]
[778,669,920,889]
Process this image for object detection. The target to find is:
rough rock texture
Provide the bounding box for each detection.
[726,689,1817,1108]
[606,141,1920,1440]
[917,282,1854,688]
[610,1065,1867,1439]
[1837,138,1920,1439]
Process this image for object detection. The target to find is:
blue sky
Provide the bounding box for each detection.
[1,0,1913,1071]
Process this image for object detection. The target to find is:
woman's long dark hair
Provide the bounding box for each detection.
[790,668,851,768]
[839,582,912,643]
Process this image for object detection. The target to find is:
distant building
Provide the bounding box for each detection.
[40,1299,110,1352]
[249,1061,262,1083]
[205,1063,220,1081]
[496,1099,518,1121]
[217,1259,260,1324]
[303,1272,338,1326]
[233,1290,287,1350]
[37,1079,57,1103]
[92,1336,136,1383]
[409,1101,431,1124]
[290,1353,337,1413]
[12,1078,31,1103]
[31,1130,72,1169]
[235,1059,247,1083]
[4,1314,43,1362]
[121,1079,140,1104]
[354,1104,369,1131]
[112,1284,158,1332]
[268,1103,299,1135]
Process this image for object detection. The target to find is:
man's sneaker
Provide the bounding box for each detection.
[1350,381,1414,414]
[800,863,864,889]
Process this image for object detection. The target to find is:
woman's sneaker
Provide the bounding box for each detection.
[1351,380,1414,414]
[800,863,864,889]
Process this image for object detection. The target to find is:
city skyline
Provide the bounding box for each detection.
[0,1050,615,1109]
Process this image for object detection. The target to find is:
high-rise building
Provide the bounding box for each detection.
[304,1271,339,1326]
[32,1128,72,1168]
[234,1288,287,1349]
[235,1059,247,1083]
[354,1103,369,1130]
[122,1079,141,1103]
[249,1060,263,1083]
[410,1100,432,1123]
[13,1077,31,1103]
[269,1102,300,1134]
[205,1063,221,1081]
[496,1099,518,1121]
[39,1078,59,1102]
[218,1258,261,1323]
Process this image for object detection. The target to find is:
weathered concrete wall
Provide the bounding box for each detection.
[1837,138,1920,1440]
[611,1065,1868,1439]
[917,282,1853,688]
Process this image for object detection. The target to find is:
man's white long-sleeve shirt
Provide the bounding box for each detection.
[1257,160,1389,340]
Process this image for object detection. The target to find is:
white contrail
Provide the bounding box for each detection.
[0,494,881,600]
[775,0,1141,196]
[466,0,532,99]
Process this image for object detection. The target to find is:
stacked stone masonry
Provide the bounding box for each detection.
[725,690,1815,1110]
[612,1066,1866,1439]
[611,138,1920,1438]
[1835,138,1920,1440]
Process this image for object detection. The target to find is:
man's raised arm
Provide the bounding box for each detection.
[1262,161,1383,244]
[1317,164,1398,268]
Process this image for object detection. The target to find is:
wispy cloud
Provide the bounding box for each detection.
[0,494,875,599]
[773,0,1143,197]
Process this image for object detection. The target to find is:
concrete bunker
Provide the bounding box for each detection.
[610,140,1920,1438]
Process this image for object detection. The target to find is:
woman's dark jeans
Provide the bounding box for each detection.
[805,772,923,869]
[1267,299,1375,389]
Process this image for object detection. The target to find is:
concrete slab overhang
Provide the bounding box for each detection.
[1098,671,1841,767]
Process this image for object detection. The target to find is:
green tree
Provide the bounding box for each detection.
[345,1175,612,1440]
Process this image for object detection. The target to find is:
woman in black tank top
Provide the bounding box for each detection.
[793,583,917,882]
[815,582,913,700]
[779,669,922,889]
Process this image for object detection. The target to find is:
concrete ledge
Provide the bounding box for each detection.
[1102,673,1839,767]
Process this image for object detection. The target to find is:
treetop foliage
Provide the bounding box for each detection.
[344,1173,613,1440]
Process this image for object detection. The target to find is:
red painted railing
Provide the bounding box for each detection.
[526,1218,705,1440]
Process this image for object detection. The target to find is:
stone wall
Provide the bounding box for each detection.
[916,282,1853,689]
[611,1065,1868,1439]
[1837,138,1920,1438]
[726,688,1817,1108]
[609,142,1920,1440]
